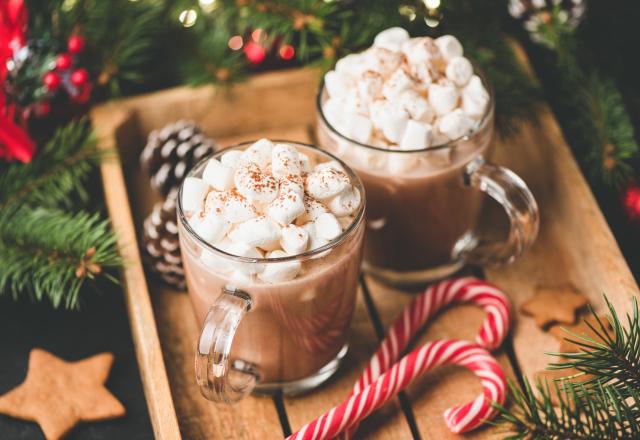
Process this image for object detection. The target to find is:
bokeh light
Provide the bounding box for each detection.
[228,35,244,51]
[179,9,198,27]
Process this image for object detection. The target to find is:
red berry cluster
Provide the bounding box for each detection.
[38,35,91,115]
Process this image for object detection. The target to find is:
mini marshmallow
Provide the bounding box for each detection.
[220,149,243,169]
[437,109,472,140]
[335,53,366,77]
[223,191,256,223]
[267,183,305,225]
[314,160,345,173]
[258,250,302,283]
[344,113,373,144]
[298,152,313,173]
[428,81,459,116]
[228,216,280,249]
[234,162,279,202]
[462,75,490,119]
[190,212,230,244]
[400,90,434,123]
[280,224,309,255]
[373,27,410,52]
[202,159,235,191]
[445,56,473,86]
[402,37,444,70]
[400,120,433,150]
[381,107,409,143]
[222,241,265,275]
[388,152,418,173]
[295,196,328,225]
[322,98,349,134]
[364,47,403,77]
[308,235,331,254]
[357,71,384,104]
[328,186,361,217]
[271,144,302,179]
[314,212,342,240]
[435,35,463,60]
[381,69,413,100]
[241,138,273,169]
[352,147,387,170]
[181,177,209,212]
[338,216,354,230]
[324,70,353,98]
[305,168,351,200]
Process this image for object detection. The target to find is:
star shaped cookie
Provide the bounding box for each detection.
[0,349,125,440]
[549,315,614,354]
[520,285,589,328]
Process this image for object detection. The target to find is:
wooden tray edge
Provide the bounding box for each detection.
[91,105,182,440]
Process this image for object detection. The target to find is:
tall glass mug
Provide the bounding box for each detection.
[316,72,539,285]
[178,142,365,402]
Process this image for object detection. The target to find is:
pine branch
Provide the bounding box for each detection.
[0,119,101,211]
[495,296,640,439]
[0,206,121,309]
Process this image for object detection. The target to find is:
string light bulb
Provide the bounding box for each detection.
[179,9,198,28]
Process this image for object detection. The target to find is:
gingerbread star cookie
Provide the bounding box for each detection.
[550,315,614,354]
[520,285,589,328]
[0,349,125,440]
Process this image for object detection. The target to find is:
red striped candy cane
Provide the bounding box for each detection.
[344,277,511,438]
[287,339,506,440]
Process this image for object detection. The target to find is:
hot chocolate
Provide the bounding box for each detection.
[178,140,365,401]
[317,28,538,284]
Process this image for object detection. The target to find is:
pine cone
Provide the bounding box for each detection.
[140,120,216,197]
[142,190,185,289]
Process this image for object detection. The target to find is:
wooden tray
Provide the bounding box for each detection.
[92,61,640,439]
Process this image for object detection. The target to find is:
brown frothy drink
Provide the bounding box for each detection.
[178,140,365,400]
[316,28,538,284]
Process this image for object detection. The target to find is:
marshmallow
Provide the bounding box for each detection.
[445,56,473,86]
[328,186,361,217]
[381,107,409,143]
[267,183,305,225]
[271,144,302,179]
[296,196,329,225]
[228,216,280,249]
[234,162,279,202]
[222,241,265,275]
[314,160,345,174]
[308,235,331,253]
[314,212,342,240]
[202,159,235,191]
[402,37,444,70]
[435,35,464,60]
[364,48,403,77]
[181,177,209,212]
[338,216,354,230]
[220,149,243,169]
[437,109,472,140]
[357,71,384,103]
[241,138,273,168]
[322,98,349,133]
[352,146,387,170]
[400,120,433,150]
[344,113,373,144]
[324,70,353,98]
[388,152,417,173]
[258,250,302,283]
[462,75,489,119]
[223,191,256,223]
[298,152,313,173]
[305,168,351,200]
[381,69,413,100]
[400,90,434,123]
[190,212,230,244]
[373,27,410,52]
[280,224,309,255]
[335,53,365,77]
[428,81,459,116]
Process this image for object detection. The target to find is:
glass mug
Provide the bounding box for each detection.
[177,142,366,402]
[316,70,539,285]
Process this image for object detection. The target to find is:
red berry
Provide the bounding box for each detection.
[55,53,73,70]
[67,35,85,54]
[70,68,89,86]
[35,101,51,117]
[243,41,266,65]
[279,44,295,60]
[43,72,61,91]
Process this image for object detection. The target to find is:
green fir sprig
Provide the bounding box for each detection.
[496,297,640,439]
[0,119,121,309]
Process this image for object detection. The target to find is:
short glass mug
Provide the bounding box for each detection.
[177,141,366,402]
[316,70,539,285]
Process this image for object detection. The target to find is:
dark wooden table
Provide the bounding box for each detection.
[0,283,154,439]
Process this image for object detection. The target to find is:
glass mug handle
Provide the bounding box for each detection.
[455,156,540,266]
[195,287,260,403]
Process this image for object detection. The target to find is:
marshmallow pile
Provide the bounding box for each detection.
[182,139,361,284]
[322,28,490,172]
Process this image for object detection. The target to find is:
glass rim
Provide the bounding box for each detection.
[315,63,496,154]
[177,140,366,264]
